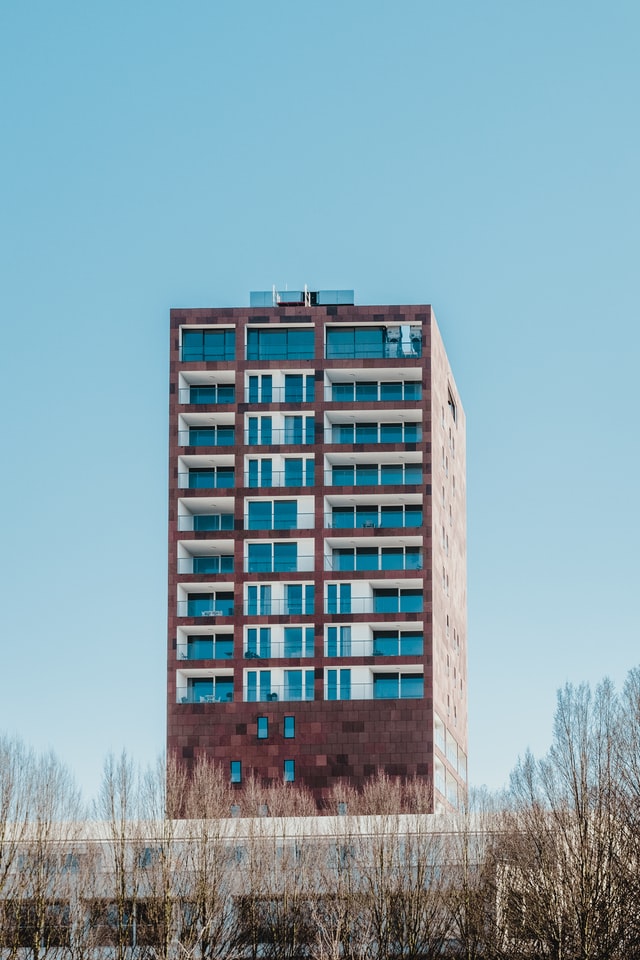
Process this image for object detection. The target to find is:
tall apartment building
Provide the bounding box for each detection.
[168,289,467,809]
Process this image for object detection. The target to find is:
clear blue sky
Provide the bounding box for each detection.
[1,0,639,803]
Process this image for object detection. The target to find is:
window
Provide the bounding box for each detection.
[187,676,233,703]
[247,500,297,530]
[326,626,352,657]
[333,546,421,572]
[326,327,384,359]
[188,425,235,447]
[284,374,315,403]
[186,592,234,617]
[284,627,314,657]
[284,416,315,445]
[186,635,233,660]
[284,759,295,783]
[257,717,268,740]
[327,583,351,615]
[372,630,423,657]
[246,670,272,702]
[284,716,295,738]
[247,458,272,488]
[230,761,242,784]
[284,457,315,487]
[327,668,351,700]
[284,583,314,616]
[246,585,272,616]
[188,467,234,489]
[192,555,234,574]
[182,328,235,362]
[373,673,423,699]
[248,374,272,403]
[247,328,315,361]
[247,416,272,445]
[192,512,234,531]
[246,627,271,658]
[247,542,298,573]
[284,669,314,701]
[448,388,457,422]
[189,383,235,404]
[373,589,422,614]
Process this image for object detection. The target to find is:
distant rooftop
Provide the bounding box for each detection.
[250,286,354,308]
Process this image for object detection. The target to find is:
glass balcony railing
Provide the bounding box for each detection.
[243,599,315,616]
[243,682,315,703]
[324,678,424,701]
[243,386,316,404]
[324,426,421,445]
[325,511,423,530]
[179,386,236,405]
[178,513,234,532]
[177,601,235,618]
[245,555,315,574]
[324,595,423,615]
[324,637,424,658]
[325,468,422,487]
[324,383,422,403]
[177,556,234,575]
[178,430,235,448]
[243,470,314,488]
[178,472,235,490]
[245,512,315,530]
[177,686,234,704]
[324,553,423,573]
[177,640,234,661]
[243,641,314,660]
[244,428,315,446]
[177,679,424,703]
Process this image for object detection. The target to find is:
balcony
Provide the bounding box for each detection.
[177,594,234,618]
[244,427,315,446]
[179,385,236,405]
[325,325,422,360]
[324,589,423,615]
[177,677,234,704]
[179,470,235,490]
[325,423,421,445]
[243,596,315,617]
[244,467,315,488]
[326,507,422,529]
[179,428,235,448]
[324,675,424,701]
[324,631,424,658]
[180,329,235,363]
[177,636,234,660]
[324,380,422,403]
[244,380,316,404]
[326,465,422,487]
[178,512,234,532]
[325,548,422,573]
[244,672,315,703]
[245,511,315,531]
[245,554,315,574]
[177,556,234,575]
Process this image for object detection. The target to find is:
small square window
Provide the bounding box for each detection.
[284,759,295,783]
[230,761,242,784]
[284,716,295,739]
[257,717,268,740]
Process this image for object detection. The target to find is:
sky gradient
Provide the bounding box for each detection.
[1,0,639,803]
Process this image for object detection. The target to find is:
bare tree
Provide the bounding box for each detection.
[501,680,626,960]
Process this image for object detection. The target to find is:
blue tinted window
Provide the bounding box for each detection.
[274,542,297,572]
[379,423,403,443]
[373,674,398,699]
[355,381,378,401]
[401,674,424,698]
[284,716,295,738]
[332,382,354,402]
[284,375,303,403]
[284,759,295,782]
[284,459,303,486]
[404,381,421,400]
[356,464,378,486]
[332,465,354,486]
[182,329,235,362]
[248,543,271,573]
[257,717,268,739]
[247,329,314,361]
[355,423,378,443]
[230,761,242,784]
[380,381,402,401]
[187,636,213,659]
[248,501,272,529]
[274,500,297,529]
